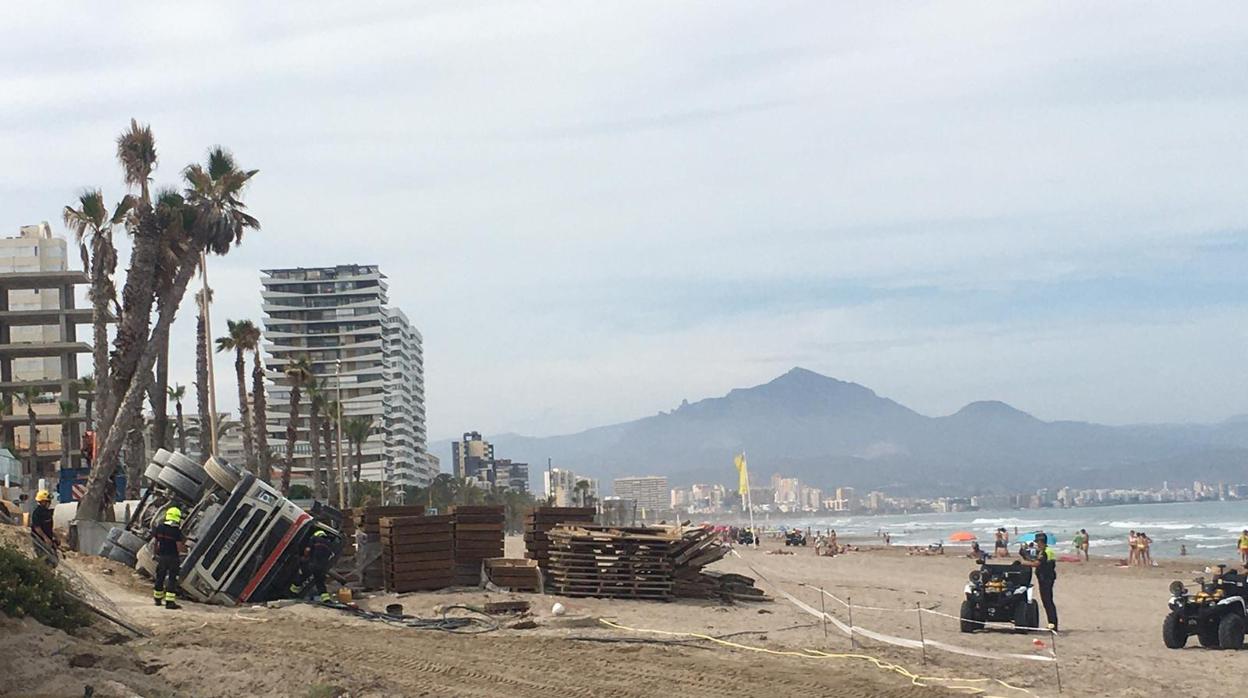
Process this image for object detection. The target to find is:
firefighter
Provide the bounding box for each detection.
[290,529,334,602]
[152,507,187,609]
[30,490,57,548]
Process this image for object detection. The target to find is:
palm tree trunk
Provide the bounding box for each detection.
[251,352,270,484]
[321,418,336,507]
[309,406,323,500]
[176,401,186,452]
[78,246,199,521]
[89,242,113,443]
[195,306,211,460]
[355,441,363,483]
[282,386,300,496]
[101,206,159,439]
[124,427,145,499]
[85,399,93,431]
[234,347,255,473]
[26,407,38,492]
[149,344,170,451]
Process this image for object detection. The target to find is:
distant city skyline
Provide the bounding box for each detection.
[3,4,1247,441]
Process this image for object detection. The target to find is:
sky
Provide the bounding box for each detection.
[2,2,1247,440]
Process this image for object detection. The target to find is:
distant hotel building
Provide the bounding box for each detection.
[451,431,529,493]
[545,467,596,506]
[613,475,669,516]
[260,265,431,488]
[0,223,92,487]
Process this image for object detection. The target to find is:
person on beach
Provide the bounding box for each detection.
[994,528,1008,558]
[1078,529,1090,561]
[1128,530,1139,566]
[1139,532,1153,566]
[1022,532,1058,631]
[1239,530,1248,565]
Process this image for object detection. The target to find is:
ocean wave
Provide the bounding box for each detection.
[1196,544,1235,549]
[1101,521,1194,531]
[1181,534,1234,542]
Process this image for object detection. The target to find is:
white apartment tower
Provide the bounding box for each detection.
[260,265,428,488]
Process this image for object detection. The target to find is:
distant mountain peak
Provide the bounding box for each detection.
[952,400,1038,421]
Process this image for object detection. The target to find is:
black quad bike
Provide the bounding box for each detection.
[959,560,1040,633]
[785,530,807,546]
[1162,565,1247,650]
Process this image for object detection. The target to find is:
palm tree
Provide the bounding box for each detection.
[77,128,260,522]
[305,384,325,500]
[58,401,79,469]
[76,375,97,429]
[344,416,374,484]
[194,288,212,459]
[216,320,258,472]
[62,192,129,430]
[320,398,339,506]
[281,356,313,496]
[167,384,187,452]
[15,387,42,491]
[249,326,270,484]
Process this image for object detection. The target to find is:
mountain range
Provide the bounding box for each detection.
[432,368,1248,495]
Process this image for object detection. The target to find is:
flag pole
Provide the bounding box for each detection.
[743,451,756,542]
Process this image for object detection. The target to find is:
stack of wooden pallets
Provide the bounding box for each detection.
[379,514,454,592]
[546,524,770,602]
[451,505,505,585]
[523,507,596,572]
[352,505,425,590]
[483,558,542,592]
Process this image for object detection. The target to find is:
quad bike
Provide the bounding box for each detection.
[1163,564,1247,650]
[959,560,1040,633]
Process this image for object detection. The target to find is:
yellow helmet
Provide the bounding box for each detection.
[35,490,51,503]
[313,529,327,538]
[164,506,183,524]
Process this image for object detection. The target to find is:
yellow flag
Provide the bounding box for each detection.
[734,453,749,496]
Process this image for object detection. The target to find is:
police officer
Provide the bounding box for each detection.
[290,529,334,603]
[1022,532,1058,631]
[152,507,187,609]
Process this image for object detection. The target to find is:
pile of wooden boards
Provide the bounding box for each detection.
[545,524,769,602]
[483,558,542,592]
[380,514,455,592]
[352,505,425,590]
[523,506,596,571]
[451,505,504,585]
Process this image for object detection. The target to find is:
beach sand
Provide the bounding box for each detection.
[5,530,1246,697]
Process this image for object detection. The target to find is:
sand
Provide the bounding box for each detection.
[3,529,1245,697]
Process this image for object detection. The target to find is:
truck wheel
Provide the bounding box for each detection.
[165,451,207,486]
[960,599,982,633]
[136,541,156,579]
[1218,614,1245,650]
[106,543,137,568]
[115,529,148,555]
[204,456,242,492]
[158,467,201,502]
[1198,623,1221,648]
[1162,611,1188,649]
[144,463,164,484]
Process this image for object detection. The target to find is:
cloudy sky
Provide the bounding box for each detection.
[3,2,1246,440]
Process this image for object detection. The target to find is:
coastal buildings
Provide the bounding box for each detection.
[544,467,596,506]
[450,431,531,493]
[613,475,668,517]
[260,265,428,487]
[0,223,92,488]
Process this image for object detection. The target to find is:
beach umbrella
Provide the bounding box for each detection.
[1018,531,1058,546]
[949,531,977,542]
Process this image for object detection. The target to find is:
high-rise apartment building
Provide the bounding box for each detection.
[0,223,91,488]
[613,476,669,516]
[452,431,493,483]
[260,265,427,487]
[544,467,595,506]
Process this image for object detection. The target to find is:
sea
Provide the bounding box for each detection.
[765,500,1248,560]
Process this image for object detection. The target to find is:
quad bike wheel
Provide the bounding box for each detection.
[1198,623,1221,649]
[1162,610,1188,649]
[959,599,983,633]
[1218,613,1245,650]
[1014,599,1040,631]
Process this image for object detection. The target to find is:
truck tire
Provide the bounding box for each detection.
[105,543,137,567]
[98,541,114,558]
[1162,611,1188,649]
[136,541,156,579]
[143,463,164,484]
[960,599,982,633]
[204,456,242,492]
[1218,614,1245,650]
[115,529,148,555]
[166,451,207,486]
[158,467,201,502]
[151,449,174,466]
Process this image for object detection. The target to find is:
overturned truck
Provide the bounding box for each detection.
[98,449,342,605]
